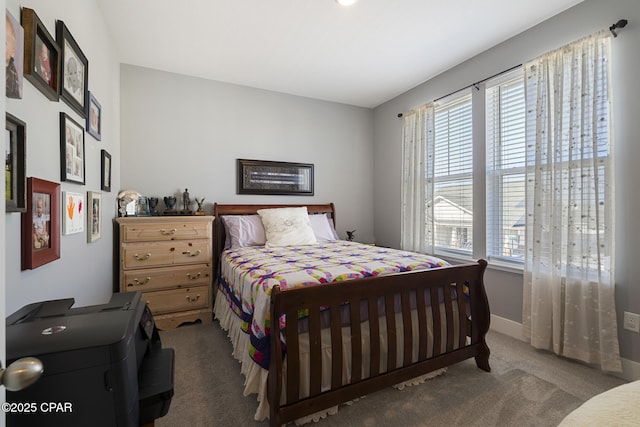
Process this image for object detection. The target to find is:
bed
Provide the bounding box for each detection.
[213,203,490,426]
[558,380,640,426]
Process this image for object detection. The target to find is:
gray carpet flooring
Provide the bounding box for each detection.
[156,320,626,427]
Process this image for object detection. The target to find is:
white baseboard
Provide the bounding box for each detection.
[490,314,640,381]
[490,314,527,341]
[621,358,640,381]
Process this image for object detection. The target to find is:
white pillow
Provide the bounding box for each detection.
[257,207,317,247]
[309,214,339,242]
[222,215,266,249]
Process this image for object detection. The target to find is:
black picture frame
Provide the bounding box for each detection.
[101,149,111,192]
[21,7,60,101]
[86,91,101,140]
[56,20,88,118]
[237,159,314,196]
[6,113,27,212]
[22,177,61,270]
[60,112,85,184]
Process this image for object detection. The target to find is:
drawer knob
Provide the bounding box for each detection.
[182,250,201,257]
[186,294,201,303]
[134,253,152,261]
[127,277,151,287]
[187,272,202,280]
[160,228,177,235]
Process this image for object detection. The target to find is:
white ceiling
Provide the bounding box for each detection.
[96,0,583,108]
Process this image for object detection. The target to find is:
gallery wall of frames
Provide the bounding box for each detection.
[6,7,107,270]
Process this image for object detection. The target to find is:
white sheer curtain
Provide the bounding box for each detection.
[522,31,621,372]
[401,104,434,253]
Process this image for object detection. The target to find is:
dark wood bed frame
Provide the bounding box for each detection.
[213,203,490,427]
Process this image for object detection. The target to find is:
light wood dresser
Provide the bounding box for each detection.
[116,216,214,330]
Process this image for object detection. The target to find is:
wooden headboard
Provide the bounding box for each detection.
[212,202,336,277]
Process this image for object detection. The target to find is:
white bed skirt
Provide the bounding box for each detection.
[213,291,450,423]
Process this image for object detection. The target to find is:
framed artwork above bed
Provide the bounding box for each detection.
[237,159,314,196]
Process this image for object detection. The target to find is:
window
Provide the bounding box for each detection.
[486,72,526,264]
[411,71,528,266]
[404,35,613,280]
[430,91,473,256]
[425,72,527,265]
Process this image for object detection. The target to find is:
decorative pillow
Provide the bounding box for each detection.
[309,214,339,242]
[221,215,266,249]
[257,207,317,247]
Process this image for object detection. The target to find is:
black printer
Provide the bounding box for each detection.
[6,291,174,427]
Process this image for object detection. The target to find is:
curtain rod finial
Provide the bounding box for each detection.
[397,113,403,118]
[610,19,628,37]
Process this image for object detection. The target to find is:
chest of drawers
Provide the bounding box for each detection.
[116,216,213,330]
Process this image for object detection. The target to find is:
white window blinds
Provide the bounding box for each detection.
[486,71,526,262]
[431,91,473,254]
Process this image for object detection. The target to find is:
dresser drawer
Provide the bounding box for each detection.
[120,219,211,242]
[121,240,211,269]
[143,285,209,315]
[122,264,211,292]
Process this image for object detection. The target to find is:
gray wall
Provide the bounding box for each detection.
[4,0,121,314]
[119,64,375,244]
[373,0,640,365]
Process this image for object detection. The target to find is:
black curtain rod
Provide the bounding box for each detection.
[397,63,522,118]
[434,63,523,102]
[398,17,628,118]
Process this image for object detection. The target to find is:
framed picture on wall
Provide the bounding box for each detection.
[6,9,24,99]
[6,113,27,213]
[22,177,61,270]
[87,191,102,243]
[62,191,84,235]
[101,149,111,192]
[60,112,85,184]
[21,7,60,101]
[86,91,101,140]
[56,20,88,118]
[237,159,314,195]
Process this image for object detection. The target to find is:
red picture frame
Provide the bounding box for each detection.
[22,177,61,270]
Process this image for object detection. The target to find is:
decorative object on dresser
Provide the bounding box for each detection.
[195,197,205,215]
[163,195,177,215]
[136,196,151,216]
[148,197,160,216]
[179,188,192,215]
[117,189,141,217]
[116,216,214,330]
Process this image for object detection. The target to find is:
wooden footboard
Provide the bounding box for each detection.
[268,259,489,426]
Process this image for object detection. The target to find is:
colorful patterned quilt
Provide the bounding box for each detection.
[217,241,448,369]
